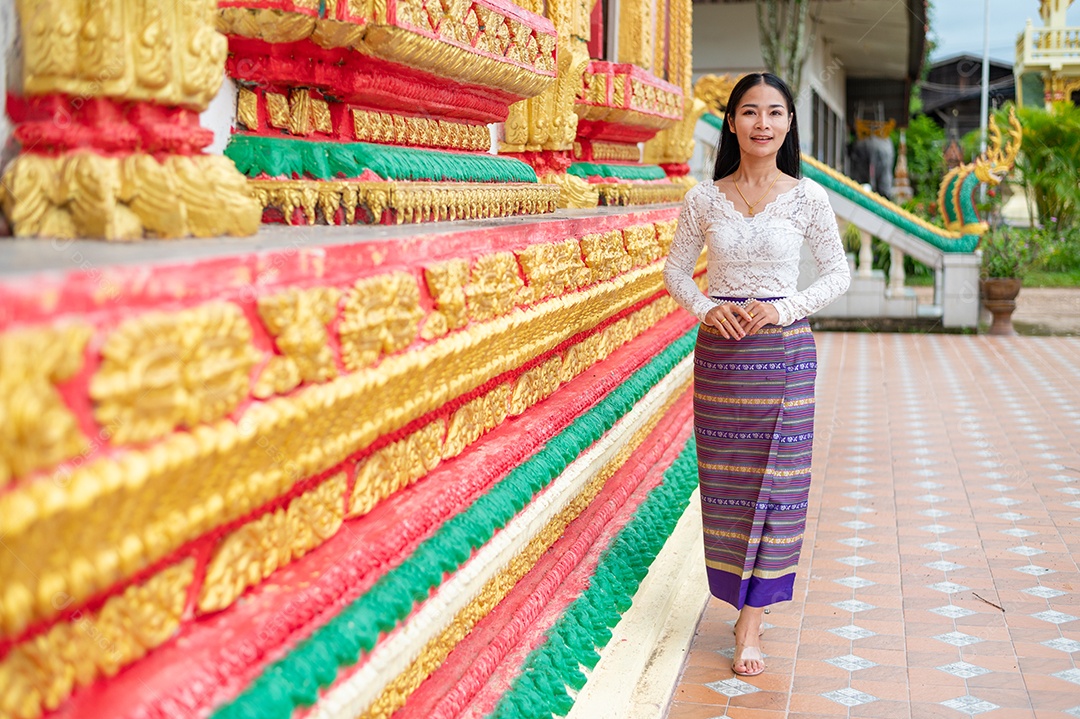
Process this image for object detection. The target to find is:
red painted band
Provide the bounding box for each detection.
[43,311,695,719]
[227,38,524,124]
[400,391,694,719]
[7,94,212,156]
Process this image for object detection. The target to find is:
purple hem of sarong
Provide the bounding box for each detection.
[706,566,795,609]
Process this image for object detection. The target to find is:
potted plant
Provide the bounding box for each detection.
[979,226,1035,335]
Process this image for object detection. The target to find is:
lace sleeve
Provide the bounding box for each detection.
[663,190,715,322]
[772,182,851,326]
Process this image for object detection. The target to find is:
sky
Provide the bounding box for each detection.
[929,0,1080,64]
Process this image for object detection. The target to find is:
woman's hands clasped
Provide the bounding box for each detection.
[703,300,780,340]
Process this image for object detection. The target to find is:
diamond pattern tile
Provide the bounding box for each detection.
[834,576,875,589]
[928,581,969,594]
[937,661,991,679]
[935,631,982,647]
[830,624,876,640]
[1042,638,1080,653]
[919,508,950,518]
[667,335,1080,719]
[941,695,1000,715]
[825,653,877,671]
[1032,610,1078,625]
[704,678,760,697]
[836,555,875,567]
[823,688,877,707]
[930,605,976,619]
[1008,545,1045,556]
[1015,564,1054,576]
[925,560,965,572]
[1053,669,1080,686]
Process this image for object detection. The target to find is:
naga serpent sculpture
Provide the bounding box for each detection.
[938,106,1024,242]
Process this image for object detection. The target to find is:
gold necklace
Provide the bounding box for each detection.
[732,171,782,216]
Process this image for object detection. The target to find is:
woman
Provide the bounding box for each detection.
[662,73,850,677]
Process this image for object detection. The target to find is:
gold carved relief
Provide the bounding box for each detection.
[349,420,445,517]
[19,0,224,108]
[623,224,663,265]
[89,302,261,445]
[198,473,346,613]
[0,559,194,719]
[266,92,291,130]
[237,87,259,130]
[443,384,512,459]
[465,253,525,322]
[420,260,470,340]
[655,218,678,255]
[559,332,604,382]
[353,110,489,152]
[580,229,632,282]
[643,96,708,166]
[0,255,674,642]
[339,272,424,371]
[249,179,558,226]
[254,287,342,399]
[359,368,686,719]
[289,88,313,136]
[595,182,686,206]
[0,325,91,486]
[517,238,591,303]
[0,152,262,240]
[508,355,563,415]
[539,172,599,209]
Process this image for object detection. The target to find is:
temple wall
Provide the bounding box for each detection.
[0,1,707,717]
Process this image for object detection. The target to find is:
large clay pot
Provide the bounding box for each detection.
[980,278,1023,335]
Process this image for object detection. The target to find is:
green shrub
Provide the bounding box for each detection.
[997,102,1080,231]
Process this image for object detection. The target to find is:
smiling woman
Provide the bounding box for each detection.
[662,71,850,680]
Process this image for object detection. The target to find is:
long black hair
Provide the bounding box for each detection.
[712,72,801,181]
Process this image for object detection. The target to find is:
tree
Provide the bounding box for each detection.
[756,0,813,93]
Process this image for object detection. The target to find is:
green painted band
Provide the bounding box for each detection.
[799,160,979,252]
[224,135,539,184]
[567,162,668,181]
[486,434,699,719]
[210,327,697,719]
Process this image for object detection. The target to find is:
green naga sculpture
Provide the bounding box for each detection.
[938,107,1023,250]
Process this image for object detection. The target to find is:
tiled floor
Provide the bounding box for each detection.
[666,333,1080,719]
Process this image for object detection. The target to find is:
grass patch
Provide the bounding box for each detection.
[1023,270,1080,288]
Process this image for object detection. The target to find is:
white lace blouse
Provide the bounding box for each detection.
[662,177,850,327]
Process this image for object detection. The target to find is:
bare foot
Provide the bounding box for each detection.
[732,607,766,676]
[732,642,765,677]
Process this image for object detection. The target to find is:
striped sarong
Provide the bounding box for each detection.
[693,307,816,609]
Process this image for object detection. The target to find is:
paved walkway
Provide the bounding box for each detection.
[910,287,1080,336]
[666,332,1080,719]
